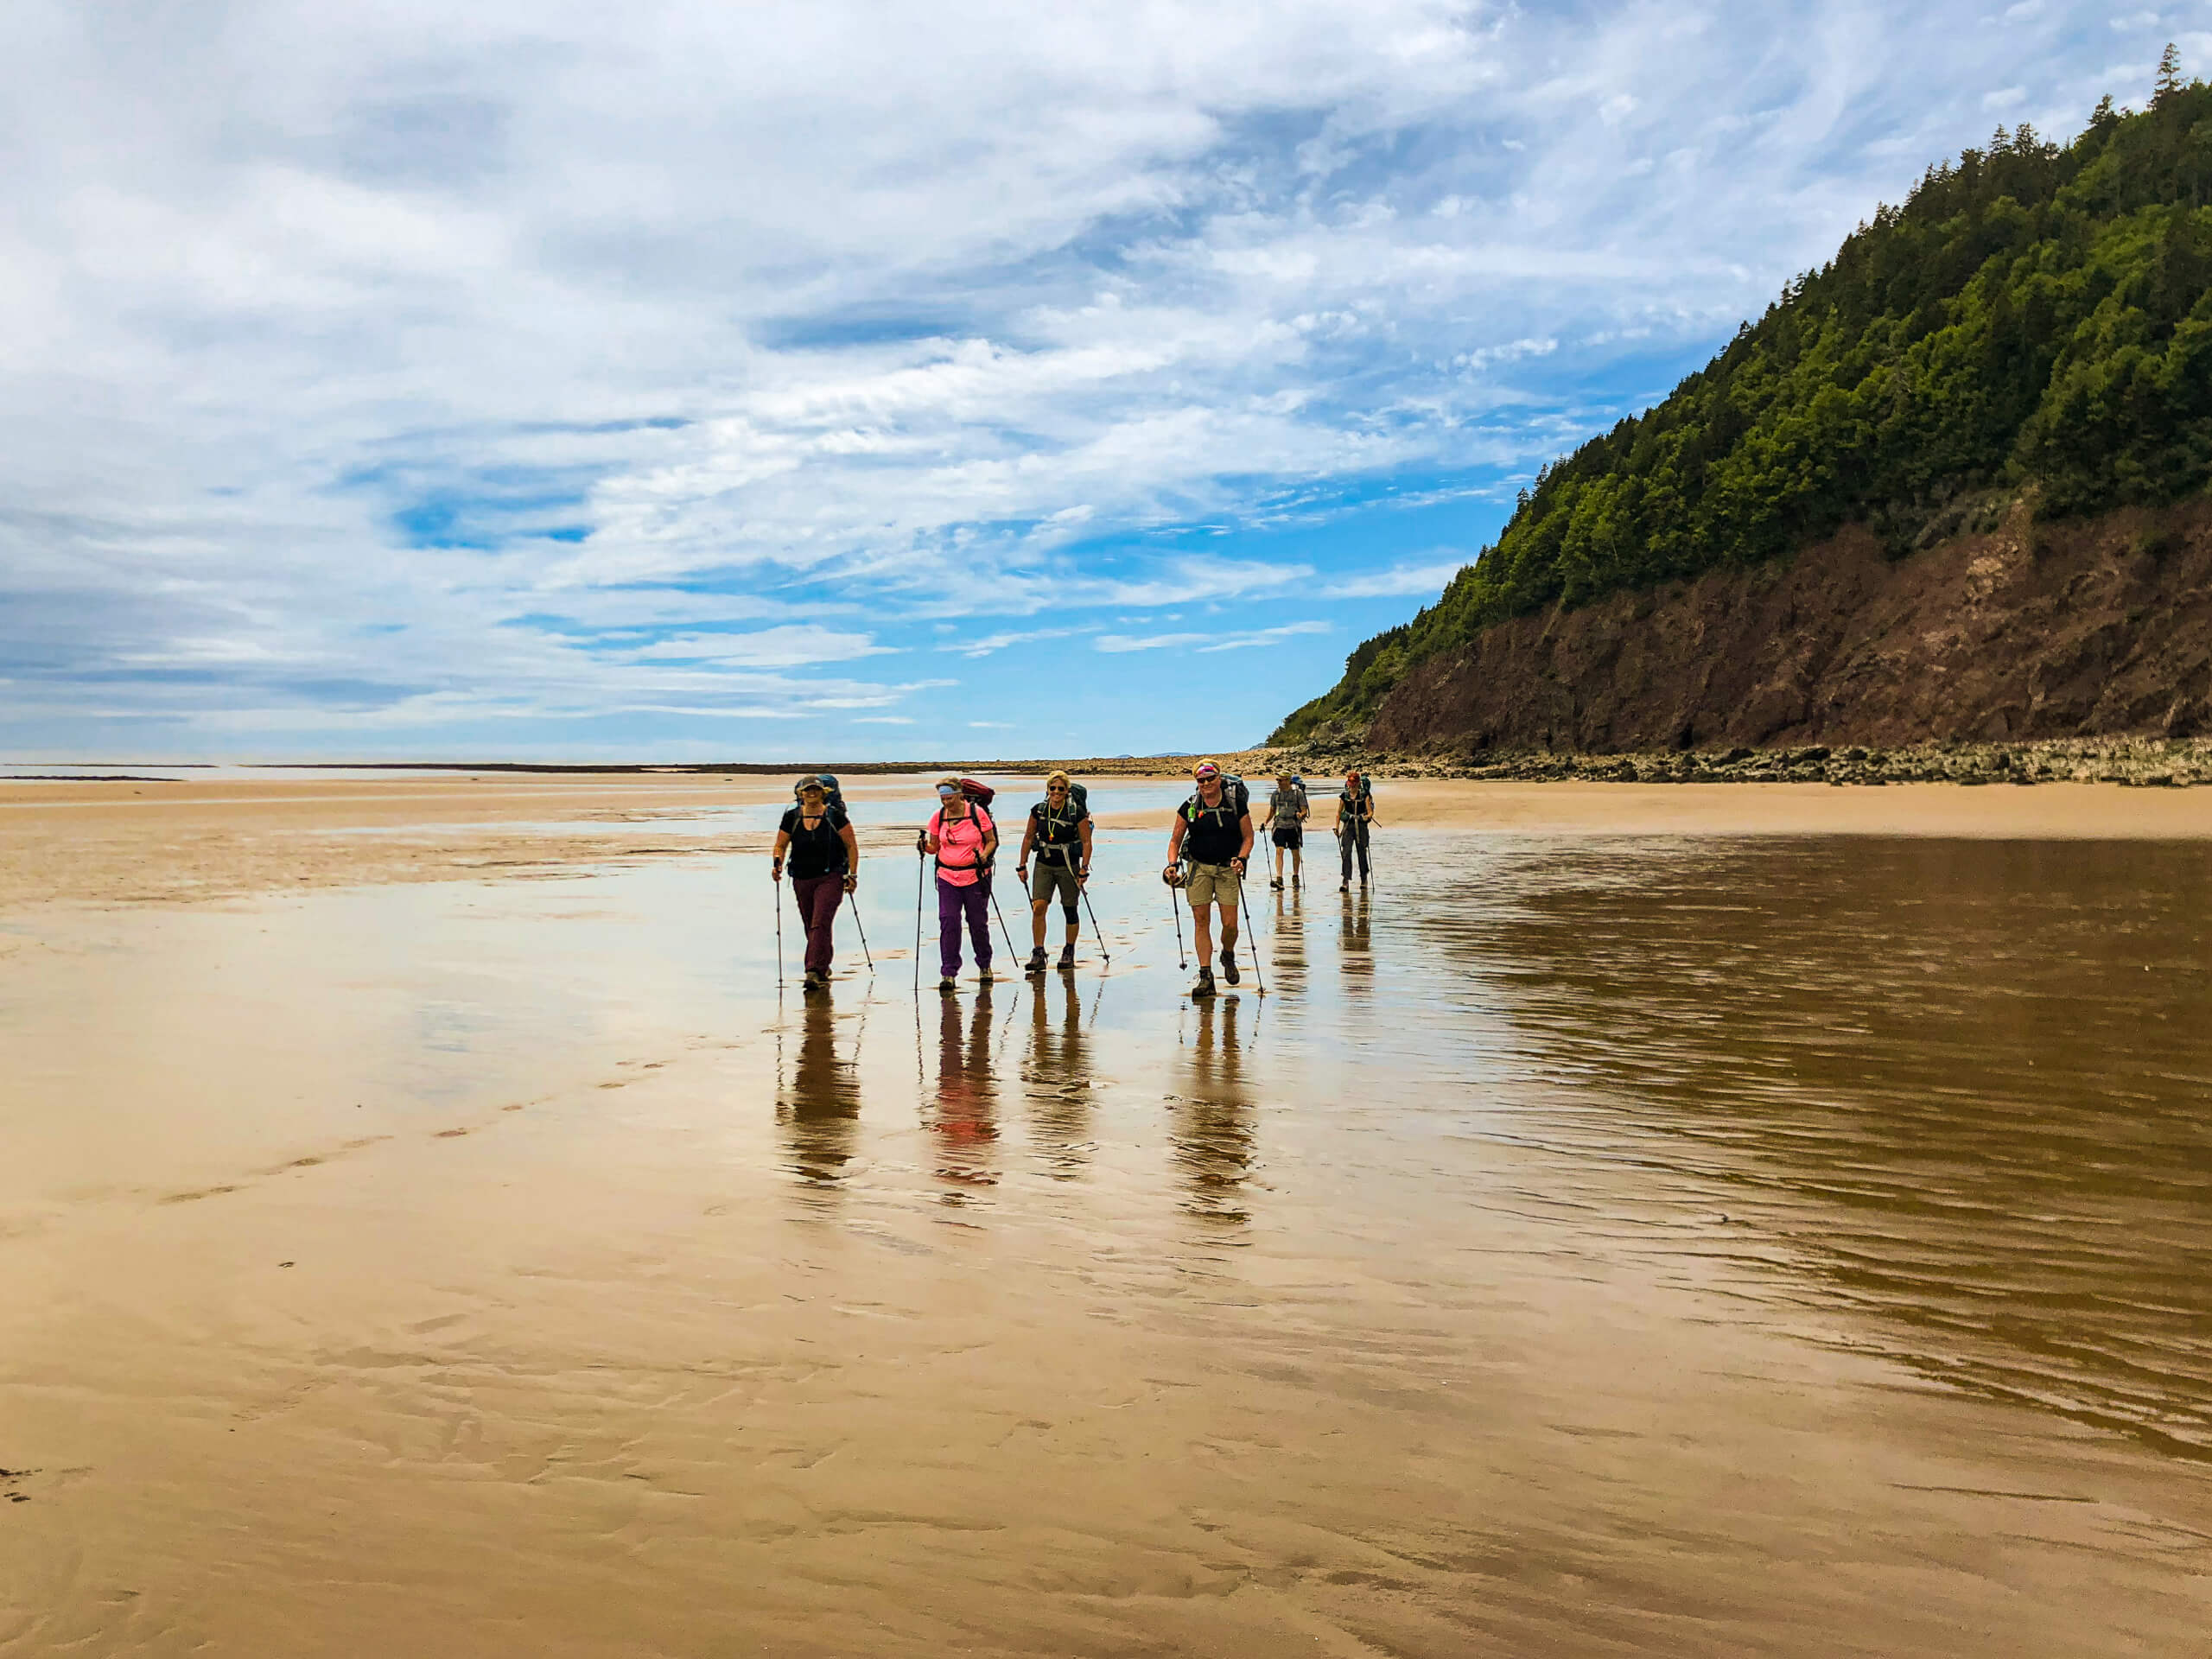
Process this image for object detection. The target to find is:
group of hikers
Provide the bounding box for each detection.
[771,762,1378,997]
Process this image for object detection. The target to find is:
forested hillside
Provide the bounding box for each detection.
[1276,64,2212,744]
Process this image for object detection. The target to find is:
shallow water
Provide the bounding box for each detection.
[3,823,2209,1655]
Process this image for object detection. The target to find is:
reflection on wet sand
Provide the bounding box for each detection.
[1173,995,1255,1224]
[1267,885,1308,997]
[931,988,1000,1193]
[1431,836,2212,1462]
[1339,886,1372,999]
[777,992,861,1193]
[1020,974,1094,1178]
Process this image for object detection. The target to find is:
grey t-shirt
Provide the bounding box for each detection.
[1267,785,1305,825]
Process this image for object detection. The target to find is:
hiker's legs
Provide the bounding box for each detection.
[1189,896,1213,967]
[936,877,965,978]
[1291,844,1302,885]
[1217,900,1238,957]
[963,880,993,973]
[1062,901,1079,949]
[1029,895,1049,948]
[1355,823,1371,880]
[793,874,841,975]
[1340,830,1354,884]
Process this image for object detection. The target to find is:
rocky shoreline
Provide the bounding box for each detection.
[1265,735,2212,788]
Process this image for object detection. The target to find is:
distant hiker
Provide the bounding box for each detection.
[1262,768,1307,891]
[1335,769,1376,891]
[919,775,998,989]
[772,778,859,992]
[1165,759,1254,998]
[1016,769,1093,973]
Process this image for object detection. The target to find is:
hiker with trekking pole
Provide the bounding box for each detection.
[772,775,860,994]
[1262,767,1308,892]
[918,775,1001,992]
[1334,768,1376,893]
[1015,770,1094,975]
[1164,760,1255,999]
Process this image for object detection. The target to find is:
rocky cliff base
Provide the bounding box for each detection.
[1351,499,2212,758]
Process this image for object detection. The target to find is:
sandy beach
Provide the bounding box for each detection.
[4,772,2210,1655]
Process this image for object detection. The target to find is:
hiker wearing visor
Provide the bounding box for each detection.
[919,775,999,989]
[1165,759,1254,998]
[1016,769,1092,974]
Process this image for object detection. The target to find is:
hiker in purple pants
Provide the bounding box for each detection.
[920,776,998,990]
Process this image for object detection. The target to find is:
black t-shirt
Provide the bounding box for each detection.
[779,804,849,879]
[1180,793,1245,865]
[1029,798,1089,855]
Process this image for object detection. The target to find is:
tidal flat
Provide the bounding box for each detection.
[3,775,2209,1656]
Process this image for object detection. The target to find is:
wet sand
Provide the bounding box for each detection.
[3,776,2210,1654]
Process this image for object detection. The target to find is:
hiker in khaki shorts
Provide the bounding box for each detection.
[1164,759,1255,999]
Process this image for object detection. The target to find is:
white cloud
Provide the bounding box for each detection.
[1320,559,1469,598]
[1096,620,1331,653]
[625,625,888,667]
[0,0,2127,750]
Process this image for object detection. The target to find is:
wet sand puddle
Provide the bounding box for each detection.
[3,814,2210,1655]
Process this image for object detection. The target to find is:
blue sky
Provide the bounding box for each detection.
[0,0,2187,760]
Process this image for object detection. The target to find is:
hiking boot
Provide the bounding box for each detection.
[1190,967,1217,999]
[938,976,957,993]
[1058,944,1076,970]
[802,969,825,991]
[1220,949,1240,986]
[1269,877,1282,890]
[1338,881,1350,893]
[1026,947,1047,976]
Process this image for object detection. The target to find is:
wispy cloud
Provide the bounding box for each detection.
[1096,620,1332,653]
[1320,558,1471,598]
[0,0,2124,753]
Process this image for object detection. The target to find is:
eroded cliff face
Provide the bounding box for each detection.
[1366,503,2212,754]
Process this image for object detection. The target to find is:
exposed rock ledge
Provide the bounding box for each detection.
[1355,500,2212,760]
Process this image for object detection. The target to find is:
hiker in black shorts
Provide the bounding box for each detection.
[772,778,860,991]
[1015,769,1092,973]
[1335,769,1375,891]
[1165,759,1253,998]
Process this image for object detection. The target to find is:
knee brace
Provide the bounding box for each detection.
[1062,904,1078,924]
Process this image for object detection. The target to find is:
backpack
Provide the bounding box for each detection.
[956,777,995,808]
[793,772,846,813]
[1291,774,1309,814]
[1033,781,1089,848]
[1182,773,1249,829]
[932,802,995,873]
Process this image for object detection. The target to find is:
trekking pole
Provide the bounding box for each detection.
[983,865,1023,975]
[845,871,875,972]
[1236,861,1267,997]
[913,843,926,996]
[1077,872,1112,969]
[1166,866,1188,970]
[773,865,785,987]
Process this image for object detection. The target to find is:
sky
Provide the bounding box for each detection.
[0,1,2187,762]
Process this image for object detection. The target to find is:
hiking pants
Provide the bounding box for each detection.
[937,875,993,978]
[791,874,844,975]
[1340,821,1370,882]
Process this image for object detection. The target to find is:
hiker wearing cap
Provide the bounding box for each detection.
[1335,769,1376,891]
[1262,769,1307,891]
[1165,760,1254,999]
[1016,769,1092,974]
[772,778,859,992]
[919,776,999,989]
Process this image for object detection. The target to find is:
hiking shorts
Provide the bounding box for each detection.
[1185,861,1241,910]
[1270,824,1303,849]
[1028,857,1080,908]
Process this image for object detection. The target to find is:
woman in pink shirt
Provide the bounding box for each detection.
[920,776,998,989]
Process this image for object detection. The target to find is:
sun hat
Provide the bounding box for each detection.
[1193,760,1221,779]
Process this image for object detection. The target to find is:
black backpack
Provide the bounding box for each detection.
[793,772,847,813]
[1034,780,1089,845]
[1182,773,1249,829]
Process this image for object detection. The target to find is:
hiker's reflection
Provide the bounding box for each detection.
[1270,885,1308,996]
[779,994,859,1192]
[1173,995,1255,1224]
[1340,887,1372,999]
[1023,973,1093,1178]
[931,988,1000,1192]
